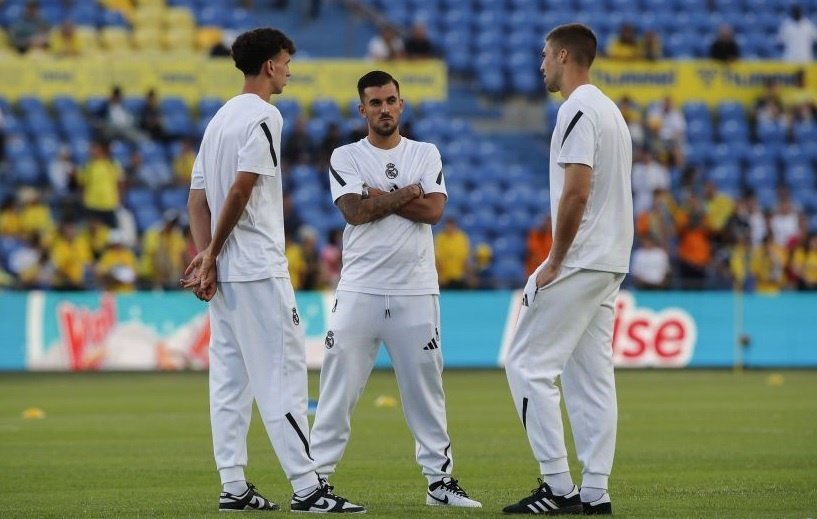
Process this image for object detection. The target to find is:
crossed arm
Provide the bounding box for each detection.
[336,183,445,226]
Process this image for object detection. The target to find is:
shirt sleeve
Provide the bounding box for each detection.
[190,150,205,189]
[328,148,364,203]
[237,117,278,176]
[419,144,447,198]
[556,104,595,169]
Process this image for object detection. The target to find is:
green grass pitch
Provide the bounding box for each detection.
[1,370,815,518]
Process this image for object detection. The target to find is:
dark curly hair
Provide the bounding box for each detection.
[357,70,400,100]
[231,28,296,76]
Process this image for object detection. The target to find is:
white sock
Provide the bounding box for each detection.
[294,484,320,498]
[543,472,574,496]
[223,480,248,495]
[580,486,606,503]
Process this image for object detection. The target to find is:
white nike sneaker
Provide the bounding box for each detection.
[218,482,278,511]
[291,481,366,514]
[426,477,482,508]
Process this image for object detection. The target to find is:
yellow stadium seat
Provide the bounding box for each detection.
[100,27,132,51]
[0,27,10,51]
[132,27,162,51]
[75,26,100,54]
[132,5,165,29]
[162,27,194,52]
[164,7,195,31]
[137,0,166,6]
[196,27,223,51]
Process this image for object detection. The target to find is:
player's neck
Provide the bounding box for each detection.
[366,132,402,150]
[241,77,275,102]
[560,69,591,99]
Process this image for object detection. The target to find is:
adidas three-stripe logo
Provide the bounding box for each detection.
[527,497,559,513]
[424,338,439,350]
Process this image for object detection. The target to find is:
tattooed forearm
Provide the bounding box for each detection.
[336,185,422,225]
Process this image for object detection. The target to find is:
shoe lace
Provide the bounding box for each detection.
[320,483,348,505]
[442,478,468,497]
[530,478,548,496]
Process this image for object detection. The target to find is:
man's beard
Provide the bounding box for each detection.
[372,120,398,136]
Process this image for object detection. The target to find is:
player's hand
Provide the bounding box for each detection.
[367,187,387,198]
[181,251,218,302]
[535,261,561,290]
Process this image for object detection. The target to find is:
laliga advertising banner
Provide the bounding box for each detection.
[496,290,697,369]
[22,290,700,371]
[24,291,334,371]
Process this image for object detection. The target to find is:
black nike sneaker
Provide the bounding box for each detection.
[219,482,278,511]
[290,481,366,513]
[426,477,482,508]
[503,479,582,514]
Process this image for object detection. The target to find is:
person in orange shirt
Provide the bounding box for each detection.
[525,214,553,275]
[675,193,711,289]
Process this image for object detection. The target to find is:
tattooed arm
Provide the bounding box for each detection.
[368,187,445,225]
[335,184,422,225]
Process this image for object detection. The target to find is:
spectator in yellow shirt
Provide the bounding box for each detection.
[49,20,82,57]
[750,235,787,293]
[172,138,196,185]
[791,234,817,290]
[0,195,22,237]
[17,186,54,239]
[50,219,92,289]
[95,231,137,292]
[81,216,111,259]
[285,229,307,290]
[435,217,470,289]
[607,23,641,61]
[78,140,123,228]
[139,211,187,289]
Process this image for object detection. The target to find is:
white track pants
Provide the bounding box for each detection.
[505,267,624,491]
[209,278,318,492]
[311,291,453,482]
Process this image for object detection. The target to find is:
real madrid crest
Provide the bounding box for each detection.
[385,163,398,179]
[325,330,335,349]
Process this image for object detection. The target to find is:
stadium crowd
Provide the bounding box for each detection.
[1,0,816,293]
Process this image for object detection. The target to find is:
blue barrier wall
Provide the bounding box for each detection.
[0,290,814,371]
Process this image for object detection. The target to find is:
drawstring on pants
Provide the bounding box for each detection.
[385,294,391,318]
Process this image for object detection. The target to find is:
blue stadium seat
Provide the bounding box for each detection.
[756,120,787,145]
[5,135,33,161]
[793,122,817,145]
[311,98,342,123]
[306,118,328,143]
[164,113,194,138]
[18,96,46,116]
[12,157,43,185]
[275,99,301,121]
[490,257,525,287]
[492,234,526,258]
[783,164,815,190]
[686,118,714,143]
[67,3,100,25]
[134,206,161,233]
[196,6,229,27]
[708,142,746,167]
[110,140,132,165]
[707,164,742,191]
[158,187,189,212]
[744,163,779,190]
[52,96,81,115]
[198,97,223,118]
[125,188,156,211]
[35,134,61,164]
[69,138,90,163]
[717,119,749,143]
[682,102,710,123]
[101,9,129,27]
[717,101,747,123]
[746,143,780,165]
[780,144,807,168]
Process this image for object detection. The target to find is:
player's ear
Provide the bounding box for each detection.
[358,103,366,118]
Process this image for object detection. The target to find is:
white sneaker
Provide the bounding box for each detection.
[426,477,482,508]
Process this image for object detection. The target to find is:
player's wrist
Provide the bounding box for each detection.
[361,184,369,199]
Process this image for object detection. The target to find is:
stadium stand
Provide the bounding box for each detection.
[1,0,816,293]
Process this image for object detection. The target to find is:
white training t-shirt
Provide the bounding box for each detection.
[550,84,634,273]
[190,94,288,282]
[328,137,446,295]
[778,17,817,63]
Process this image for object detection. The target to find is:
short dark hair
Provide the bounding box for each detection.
[357,70,400,100]
[231,28,296,76]
[546,23,597,68]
